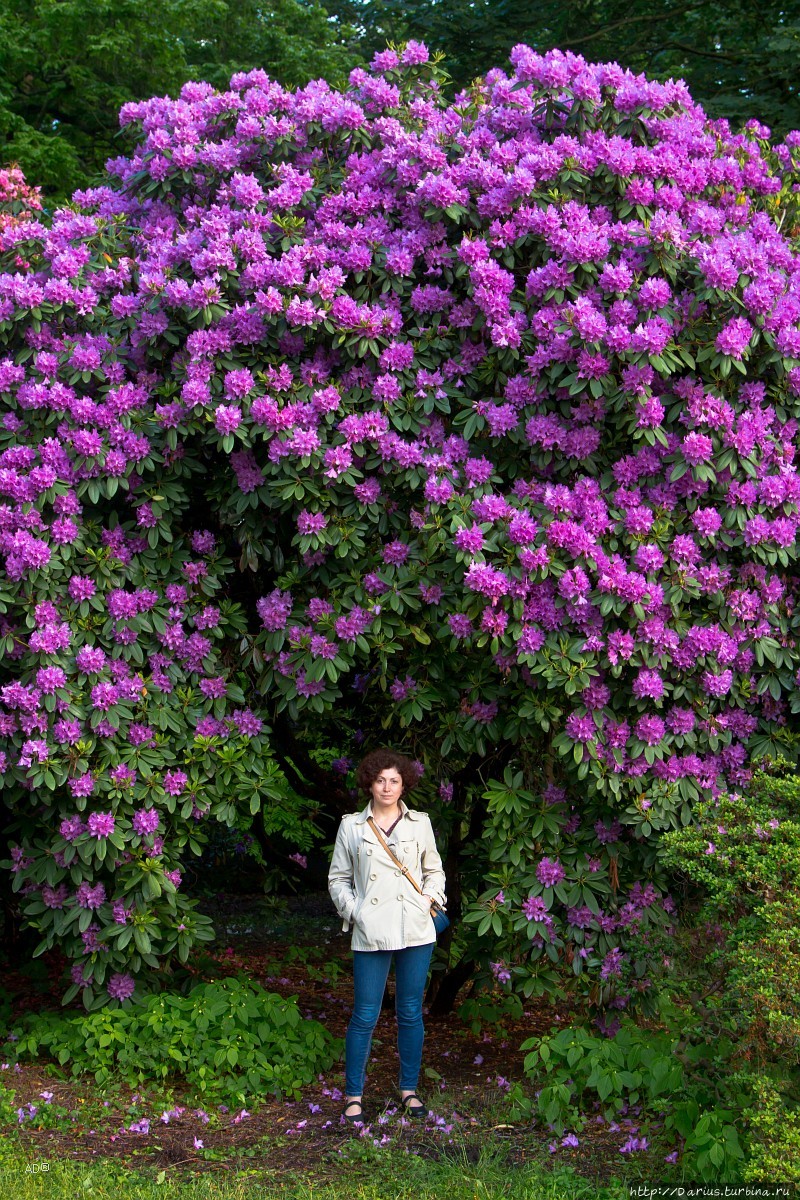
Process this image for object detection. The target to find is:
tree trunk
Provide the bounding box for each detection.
[427,955,475,1015]
[424,745,516,1012]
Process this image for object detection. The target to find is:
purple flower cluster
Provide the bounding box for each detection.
[3,39,800,1005]
[536,857,566,887]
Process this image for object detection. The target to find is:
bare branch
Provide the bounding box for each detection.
[560,6,700,50]
[662,40,739,63]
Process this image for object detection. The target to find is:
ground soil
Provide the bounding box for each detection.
[0,891,637,1187]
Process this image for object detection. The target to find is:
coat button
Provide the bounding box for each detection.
[366,848,372,855]
[398,895,403,901]
[369,872,377,880]
[394,869,401,876]
[371,897,378,904]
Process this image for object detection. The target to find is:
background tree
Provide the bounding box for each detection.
[3,0,799,200]
[0,0,362,199]
[326,0,800,135]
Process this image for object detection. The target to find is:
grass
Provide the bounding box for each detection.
[0,1134,630,1199]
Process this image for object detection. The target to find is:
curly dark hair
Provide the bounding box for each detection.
[355,748,421,796]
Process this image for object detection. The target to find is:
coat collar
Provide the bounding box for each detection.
[355,797,419,824]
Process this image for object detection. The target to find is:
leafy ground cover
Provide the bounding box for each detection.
[0,893,642,1194]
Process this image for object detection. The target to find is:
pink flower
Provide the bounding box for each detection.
[214,405,242,434]
[536,857,565,887]
[163,770,188,795]
[87,812,115,838]
[107,973,135,1001]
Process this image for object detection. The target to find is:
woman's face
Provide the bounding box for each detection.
[370,768,403,809]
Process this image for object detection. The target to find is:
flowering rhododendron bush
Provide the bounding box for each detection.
[3,41,800,1011]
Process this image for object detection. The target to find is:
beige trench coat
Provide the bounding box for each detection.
[327,799,447,952]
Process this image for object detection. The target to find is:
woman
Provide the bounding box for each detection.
[328,748,447,1124]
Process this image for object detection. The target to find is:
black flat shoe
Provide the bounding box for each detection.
[400,1092,429,1119]
[342,1099,364,1124]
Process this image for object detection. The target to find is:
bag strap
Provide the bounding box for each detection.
[367,816,424,896]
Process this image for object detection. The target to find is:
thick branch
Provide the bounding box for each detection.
[661,40,740,63]
[562,5,699,49]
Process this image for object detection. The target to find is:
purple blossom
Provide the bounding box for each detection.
[681,432,713,465]
[632,669,664,701]
[634,715,666,746]
[565,712,596,743]
[60,815,86,842]
[715,317,752,359]
[76,645,107,674]
[132,808,159,836]
[42,884,69,908]
[76,882,106,910]
[383,540,409,565]
[87,812,115,838]
[600,948,625,979]
[536,857,565,887]
[214,405,242,434]
[35,666,66,693]
[522,896,550,922]
[490,960,511,984]
[464,563,509,600]
[109,764,136,788]
[163,770,188,795]
[454,526,484,553]
[619,1135,649,1153]
[297,510,328,535]
[594,818,622,844]
[448,613,473,639]
[257,589,293,631]
[90,682,119,711]
[389,674,417,701]
[232,709,263,736]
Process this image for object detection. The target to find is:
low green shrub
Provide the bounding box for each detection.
[661,765,800,1062]
[4,975,341,1105]
[509,1019,746,1182]
[658,763,800,1183]
[0,1078,18,1126]
[741,1077,800,1184]
[457,989,524,1035]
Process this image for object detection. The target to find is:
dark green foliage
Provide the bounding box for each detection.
[456,989,524,1034]
[0,0,363,198]
[502,767,800,1182]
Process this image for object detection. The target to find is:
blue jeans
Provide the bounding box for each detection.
[345,943,435,1096]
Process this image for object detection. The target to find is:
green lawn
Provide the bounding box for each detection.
[0,1135,630,1199]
